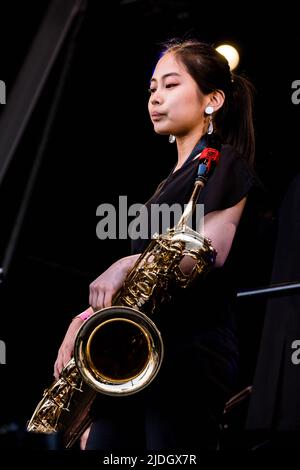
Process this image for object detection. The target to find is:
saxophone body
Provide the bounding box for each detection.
[27,147,220,448]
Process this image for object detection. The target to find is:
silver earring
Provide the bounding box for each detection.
[205,106,214,115]
[207,116,213,134]
[205,106,214,135]
[169,134,176,143]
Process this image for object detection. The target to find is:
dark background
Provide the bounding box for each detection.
[0,0,299,431]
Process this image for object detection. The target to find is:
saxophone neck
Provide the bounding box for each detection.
[176,179,204,230]
[176,143,221,231]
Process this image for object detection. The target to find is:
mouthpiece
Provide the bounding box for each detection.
[197,147,221,181]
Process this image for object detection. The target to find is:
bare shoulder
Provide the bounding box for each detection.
[205,196,247,228]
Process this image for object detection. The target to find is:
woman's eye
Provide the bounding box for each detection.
[148,88,156,94]
[165,83,177,88]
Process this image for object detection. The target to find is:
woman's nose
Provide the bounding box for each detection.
[150,90,163,105]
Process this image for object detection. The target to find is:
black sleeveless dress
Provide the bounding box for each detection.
[86,142,258,451]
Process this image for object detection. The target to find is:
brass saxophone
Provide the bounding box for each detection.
[27,146,220,448]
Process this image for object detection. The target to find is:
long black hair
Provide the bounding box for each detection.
[160,39,255,166]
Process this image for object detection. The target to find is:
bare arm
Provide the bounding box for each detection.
[180,197,247,273]
[203,197,247,267]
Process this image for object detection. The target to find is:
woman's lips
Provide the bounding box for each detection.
[151,112,166,120]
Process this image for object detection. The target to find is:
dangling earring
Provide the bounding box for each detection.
[169,134,176,143]
[205,106,214,135]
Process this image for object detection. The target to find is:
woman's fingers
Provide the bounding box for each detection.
[53,318,84,379]
[54,349,72,380]
[103,289,113,308]
[89,286,107,311]
[89,286,97,309]
[54,359,59,380]
[54,355,62,380]
[89,284,104,310]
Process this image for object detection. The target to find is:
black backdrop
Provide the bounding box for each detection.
[0,0,299,432]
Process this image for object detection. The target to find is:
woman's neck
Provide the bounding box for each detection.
[174,129,205,171]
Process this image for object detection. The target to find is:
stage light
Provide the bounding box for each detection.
[216,44,240,71]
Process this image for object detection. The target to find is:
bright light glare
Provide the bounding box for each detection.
[216,44,240,71]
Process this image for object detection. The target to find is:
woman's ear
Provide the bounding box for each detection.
[208,89,225,112]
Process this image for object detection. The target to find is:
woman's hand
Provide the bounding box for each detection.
[53,254,140,379]
[54,316,85,379]
[89,254,139,310]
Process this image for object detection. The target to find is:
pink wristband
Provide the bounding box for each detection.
[76,307,93,321]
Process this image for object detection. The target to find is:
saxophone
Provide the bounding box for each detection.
[27,145,220,448]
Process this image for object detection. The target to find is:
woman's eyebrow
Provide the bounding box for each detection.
[150,72,181,83]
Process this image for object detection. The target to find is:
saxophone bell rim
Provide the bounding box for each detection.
[74,305,164,396]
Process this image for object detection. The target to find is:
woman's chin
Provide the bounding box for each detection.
[153,127,171,136]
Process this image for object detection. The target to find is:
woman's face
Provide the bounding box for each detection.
[148,52,208,137]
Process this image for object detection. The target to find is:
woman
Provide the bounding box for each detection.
[54,39,258,450]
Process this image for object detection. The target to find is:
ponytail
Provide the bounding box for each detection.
[215,73,255,167]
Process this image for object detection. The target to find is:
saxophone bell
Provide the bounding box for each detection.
[75,305,163,395]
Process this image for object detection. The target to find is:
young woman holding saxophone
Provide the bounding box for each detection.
[53,39,258,451]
